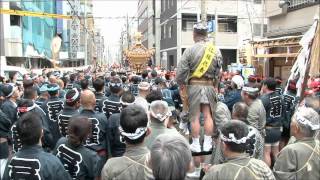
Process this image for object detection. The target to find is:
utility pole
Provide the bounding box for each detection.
[201,0,207,25]
[260,0,265,37]
[126,14,129,49]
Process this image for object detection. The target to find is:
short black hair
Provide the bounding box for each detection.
[131,76,140,84]
[80,79,89,90]
[194,28,208,36]
[221,120,249,153]
[232,102,249,122]
[111,71,116,77]
[110,77,123,94]
[23,79,34,89]
[151,70,157,78]
[120,105,148,144]
[121,76,127,84]
[23,86,38,100]
[70,73,76,82]
[146,90,163,103]
[16,112,42,146]
[121,92,135,107]
[46,72,52,79]
[262,77,277,91]
[154,77,165,85]
[9,71,18,80]
[93,78,105,92]
[142,70,148,79]
[61,76,69,88]
[67,115,91,147]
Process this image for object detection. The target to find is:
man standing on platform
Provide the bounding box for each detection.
[176,23,222,153]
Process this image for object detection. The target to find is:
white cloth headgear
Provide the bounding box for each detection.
[119,126,148,140]
[231,75,244,89]
[295,113,320,130]
[220,132,249,144]
[149,100,172,122]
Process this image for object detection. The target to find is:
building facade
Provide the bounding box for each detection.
[253,0,320,79]
[0,1,24,67]
[266,0,319,37]
[0,1,55,69]
[59,0,97,67]
[137,0,161,66]
[158,0,266,70]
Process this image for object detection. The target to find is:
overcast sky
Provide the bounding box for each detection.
[92,0,138,63]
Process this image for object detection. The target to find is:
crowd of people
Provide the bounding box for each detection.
[0,23,319,180]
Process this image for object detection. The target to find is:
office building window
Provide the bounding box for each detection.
[161,25,166,39]
[164,25,166,39]
[10,15,20,26]
[142,31,148,42]
[182,21,196,31]
[253,23,267,36]
[161,0,165,12]
[253,0,262,4]
[168,25,173,38]
[218,16,237,32]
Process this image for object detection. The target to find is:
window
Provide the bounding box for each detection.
[168,25,172,38]
[169,55,174,69]
[218,16,237,32]
[10,15,20,26]
[161,24,166,39]
[142,31,148,42]
[161,26,164,39]
[162,0,166,12]
[37,21,42,35]
[253,23,262,36]
[167,0,170,9]
[253,0,262,4]
[182,21,196,31]
[171,0,174,6]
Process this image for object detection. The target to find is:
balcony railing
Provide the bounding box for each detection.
[289,0,319,9]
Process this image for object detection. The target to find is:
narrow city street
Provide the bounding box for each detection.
[0,1,319,180]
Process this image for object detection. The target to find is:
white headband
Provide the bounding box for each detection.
[242,86,259,93]
[295,114,320,130]
[220,133,249,144]
[65,88,80,103]
[6,85,17,98]
[150,111,172,122]
[120,98,135,106]
[17,103,36,113]
[119,126,147,140]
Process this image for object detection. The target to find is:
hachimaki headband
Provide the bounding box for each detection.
[17,103,36,113]
[119,125,148,140]
[242,86,259,93]
[65,88,80,103]
[220,132,249,144]
[294,111,320,130]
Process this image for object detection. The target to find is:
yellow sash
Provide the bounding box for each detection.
[191,43,216,78]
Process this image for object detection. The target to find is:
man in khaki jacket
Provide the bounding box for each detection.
[273,107,320,180]
[203,120,275,180]
[101,105,150,180]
